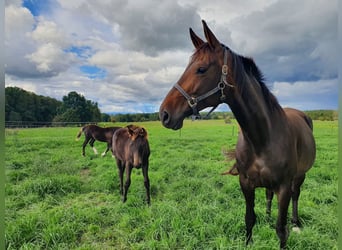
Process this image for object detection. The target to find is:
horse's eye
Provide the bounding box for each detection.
[196,67,207,74]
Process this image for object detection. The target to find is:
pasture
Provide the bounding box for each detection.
[5,120,337,249]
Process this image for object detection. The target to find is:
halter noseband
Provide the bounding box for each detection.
[173,47,234,120]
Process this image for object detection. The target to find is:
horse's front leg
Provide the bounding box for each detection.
[142,162,150,205]
[266,189,274,220]
[116,159,124,195]
[239,176,256,246]
[123,163,133,203]
[276,184,292,249]
[291,175,305,228]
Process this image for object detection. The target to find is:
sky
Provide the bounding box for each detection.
[5,0,338,114]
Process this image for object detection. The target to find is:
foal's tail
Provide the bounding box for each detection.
[75,127,85,141]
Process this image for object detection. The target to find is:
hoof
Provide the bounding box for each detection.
[291,219,302,228]
[292,226,301,233]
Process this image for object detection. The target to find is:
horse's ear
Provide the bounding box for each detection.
[140,127,148,139]
[127,125,134,137]
[190,28,204,49]
[202,20,220,50]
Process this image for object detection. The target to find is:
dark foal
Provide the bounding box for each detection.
[159,20,315,249]
[76,124,121,156]
[112,125,151,205]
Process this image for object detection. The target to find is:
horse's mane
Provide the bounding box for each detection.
[228,47,282,113]
[191,43,282,113]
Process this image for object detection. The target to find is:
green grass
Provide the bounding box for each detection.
[5,120,338,249]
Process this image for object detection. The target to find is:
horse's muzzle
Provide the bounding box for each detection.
[159,109,184,130]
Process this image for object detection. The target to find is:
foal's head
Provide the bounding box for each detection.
[127,124,148,141]
[159,20,235,130]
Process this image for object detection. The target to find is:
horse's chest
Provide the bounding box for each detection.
[244,158,273,188]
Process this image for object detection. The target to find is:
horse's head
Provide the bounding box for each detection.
[159,20,235,130]
[127,124,148,141]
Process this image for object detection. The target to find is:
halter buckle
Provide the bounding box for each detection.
[218,81,226,90]
[222,65,228,75]
[188,97,198,108]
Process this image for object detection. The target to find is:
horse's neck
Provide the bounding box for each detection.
[228,79,284,154]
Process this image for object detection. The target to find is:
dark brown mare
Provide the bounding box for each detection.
[112,125,151,205]
[76,124,121,157]
[159,20,316,249]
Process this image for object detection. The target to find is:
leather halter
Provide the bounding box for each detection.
[173,47,234,120]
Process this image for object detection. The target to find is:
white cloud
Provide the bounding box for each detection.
[272,79,338,110]
[26,43,77,74]
[225,0,338,81]
[5,0,338,114]
[31,18,69,47]
[5,4,34,36]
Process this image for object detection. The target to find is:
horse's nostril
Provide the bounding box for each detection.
[161,110,170,125]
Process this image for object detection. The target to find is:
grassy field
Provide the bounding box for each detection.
[5,120,338,249]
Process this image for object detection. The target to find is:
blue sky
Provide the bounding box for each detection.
[22,0,55,16]
[5,0,338,113]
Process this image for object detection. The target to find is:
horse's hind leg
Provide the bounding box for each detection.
[101,143,111,157]
[266,189,274,220]
[82,137,91,156]
[291,174,305,227]
[142,164,150,205]
[89,138,98,155]
[239,176,256,246]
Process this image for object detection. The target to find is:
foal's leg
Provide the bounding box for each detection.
[239,176,256,246]
[116,159,124,195]
[123,163,133,203]
[82,137,91,156]
[142,163,150,205]
[89,138,98,155]
[266,189,274,219]
[101,143,111,157]
[291,174,305,227]
[276,184,292,249]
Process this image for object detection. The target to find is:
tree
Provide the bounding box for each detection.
[53,109,81,123]
[57,91,101,122]
[5,87,61,122]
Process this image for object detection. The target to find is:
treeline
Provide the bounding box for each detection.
[5,87,101,125]
[303,110,338,121]
[108,113,160,122]
[109,109,338,122]
[6,87,61,122]
[5,87,337,127]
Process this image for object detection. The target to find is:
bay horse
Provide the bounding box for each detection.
[76,124,121,157]
[159,20,315,249]
[112,125,151,205]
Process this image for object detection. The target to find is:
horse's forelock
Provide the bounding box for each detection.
[191,43,216,62]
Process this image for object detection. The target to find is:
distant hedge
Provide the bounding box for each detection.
[304,110,338,121]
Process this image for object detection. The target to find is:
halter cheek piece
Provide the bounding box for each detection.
[173,47,234,120]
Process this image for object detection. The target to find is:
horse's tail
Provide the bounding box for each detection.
[76,127,85,141]
[221,147,239,176]
[221,162,239,176]
[304,115,314,131]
